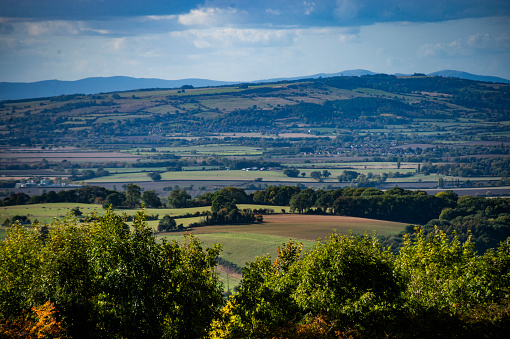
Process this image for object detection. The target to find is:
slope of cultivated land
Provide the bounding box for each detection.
[158,214,407,290]
[171,214,407,239]
[160,232,317,271]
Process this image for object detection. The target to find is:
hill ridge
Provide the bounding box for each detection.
[1,69,509,101]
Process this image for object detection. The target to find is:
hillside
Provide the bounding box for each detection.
[1,70,509,101]
[1,73,509,149]
[0,77,236,101]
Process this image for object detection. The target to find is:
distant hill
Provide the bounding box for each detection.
[255,69,376,83]
[1,69,508,101]
[0,77,236,101]
[427,70,510,84]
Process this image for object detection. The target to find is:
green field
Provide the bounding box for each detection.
[0,203,286,228]
[121,145,265,156]
[85,169,294,183]
[160,232,317,271]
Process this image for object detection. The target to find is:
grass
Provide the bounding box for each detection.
[0,227,7,240]
[120,145,265,156]
[0,203,286,229]
[0,203,105,224]
[160,170,288,181]
[160,232,316,269]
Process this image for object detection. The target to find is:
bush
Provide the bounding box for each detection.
[0,210,223,338]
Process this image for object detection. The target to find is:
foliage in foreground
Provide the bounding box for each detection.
[1,208,510,338]
[211,231,510,338]
[0,209,223,339]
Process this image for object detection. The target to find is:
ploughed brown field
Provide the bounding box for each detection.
[179,214,408,240]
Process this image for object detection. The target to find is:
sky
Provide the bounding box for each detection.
[0,0,509,83]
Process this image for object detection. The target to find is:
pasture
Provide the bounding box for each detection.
[0,203,286,227]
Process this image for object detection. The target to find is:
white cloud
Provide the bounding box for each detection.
[0,19,115,37]
[334,0,359,20]
[303,1,316,15]
[265,9,281,15]
[172,28,295,48]
[142,15,177,21]
[418,32,510,57]
[24,20,80,36]
[107,37,127,51]
[466,33,510,50]
[177,7,243,27]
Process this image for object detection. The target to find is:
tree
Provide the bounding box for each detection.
[158,215,177,232]
[289,188,316,213]
[103,192,125,208]
[141,190,162,208]
[212,235,401,338]
[125,183,141,207]
[70,206,83,216]
[167,189,191,208]
[337,170,359,182]
[438,177,445,189]
[211,194,238,213]
[310,171,322,181]
[0,209,224,338]
[292,234,400,319]
[283,168,300,177]
[147,172,161,181]
[321,170,331,178]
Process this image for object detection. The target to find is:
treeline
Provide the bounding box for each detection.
[421,157,510,177]
[3,184,510,253]
[1,186,115,206]
[1,212,509,338]
[384,194,510,253]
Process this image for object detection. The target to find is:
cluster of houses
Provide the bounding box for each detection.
[15,179,81,188]
[240,167,281,171]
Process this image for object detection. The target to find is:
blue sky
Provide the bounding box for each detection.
[0,0,509,82]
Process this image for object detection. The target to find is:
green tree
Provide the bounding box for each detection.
[158,215,177,232]
[395,229,482,314]
[310,171,322,181]
[283,168,300,177]
[70,206,83,216]
[147,172,162,181]
[125,183,141,207]
[41,218,95,337]
[0,210,224,339]
[141,190,162,208]
[438,177,445,189]
[289,188,316,213]
[167,189,191,208]
[0,223,44,319]
[103,192,125,208]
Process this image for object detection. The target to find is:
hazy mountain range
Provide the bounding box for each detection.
[1,70,509,101]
